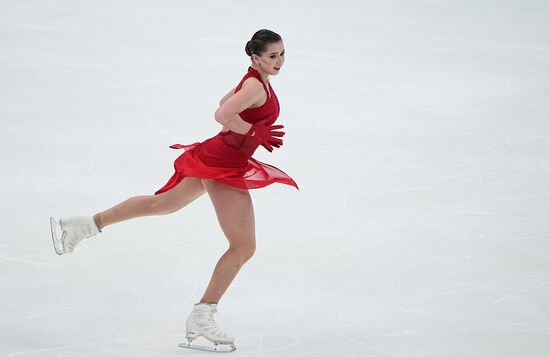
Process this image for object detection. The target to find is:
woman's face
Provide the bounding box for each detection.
[253,41,285,76]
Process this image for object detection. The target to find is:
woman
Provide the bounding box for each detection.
[50,29,298,352]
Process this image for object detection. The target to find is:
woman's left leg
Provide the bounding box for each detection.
[199,179,256,304]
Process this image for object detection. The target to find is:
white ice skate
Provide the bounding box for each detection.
[179,303,236,353]
[50,216,101,255]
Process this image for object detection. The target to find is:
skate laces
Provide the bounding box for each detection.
[208,314,230,339]
[63,224,94,253]
[196,311,216,328]
[194,309,228,338]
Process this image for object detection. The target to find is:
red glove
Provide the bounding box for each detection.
[245,120,285,152]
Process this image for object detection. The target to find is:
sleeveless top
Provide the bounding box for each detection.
[234,66,280,125]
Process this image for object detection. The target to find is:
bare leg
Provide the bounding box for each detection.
[94,177,205,229]
[200,179,256,304]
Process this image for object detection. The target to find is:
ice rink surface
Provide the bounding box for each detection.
[1,0,550,356]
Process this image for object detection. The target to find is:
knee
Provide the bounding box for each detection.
[230,242,256,264]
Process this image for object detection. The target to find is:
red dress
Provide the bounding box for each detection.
[154,67,299,194]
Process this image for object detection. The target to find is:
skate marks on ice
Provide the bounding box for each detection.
[292,254,548,356]
[0,333,194,357]
[204,331,300,356]
[0,161,26,210]
[341,175,550,284]
[312,174,550,355]
[255,316,301,356]
[278,144,550,355]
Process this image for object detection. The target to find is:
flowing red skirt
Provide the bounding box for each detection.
[154,132,299,194]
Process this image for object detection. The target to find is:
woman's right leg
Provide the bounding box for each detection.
[94,177,205,229]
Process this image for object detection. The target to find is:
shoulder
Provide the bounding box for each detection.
[237,77,267,102]
[241,77,265,91]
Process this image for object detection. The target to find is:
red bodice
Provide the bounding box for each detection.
[234,66,280,125]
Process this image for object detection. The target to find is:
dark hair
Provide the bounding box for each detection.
[245,29,282,57]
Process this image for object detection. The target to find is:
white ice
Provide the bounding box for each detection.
[1,0,550,356]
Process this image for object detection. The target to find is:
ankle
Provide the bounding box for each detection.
[198,299,218,305]
[93,214,103,231]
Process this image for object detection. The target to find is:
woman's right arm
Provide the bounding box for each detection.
[214,79,265,134]
[219,86,237,106]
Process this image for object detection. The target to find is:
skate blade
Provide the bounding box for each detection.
[50,217,64,255]
[179,339,236,353]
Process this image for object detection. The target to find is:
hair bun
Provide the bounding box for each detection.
[244,30,282,58]
[245,40,252,56]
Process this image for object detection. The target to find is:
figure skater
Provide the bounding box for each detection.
[49,29,298,353]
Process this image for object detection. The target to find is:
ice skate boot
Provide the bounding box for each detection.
[179,303,236,353]
[50,216,101,255]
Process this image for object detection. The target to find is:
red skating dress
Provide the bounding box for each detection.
[154,67,299,194]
